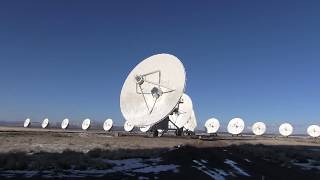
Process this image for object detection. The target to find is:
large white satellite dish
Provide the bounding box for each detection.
[252,122,266,136]
[205,118,220,134]
[140,125,151,132]
[120,54,186,127]
[227,118,245,135]
[103,119,113,131]
[61,118,69,129]
[41,118,49,129]
[24,118,31,128]
[279,123,293,137]
[169,94,193,129]
[124,121,134,132]
[183,110,197,132]
[82,118,91,130]
[307,125,320,138]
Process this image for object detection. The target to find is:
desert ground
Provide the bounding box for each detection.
[0,126,319,179]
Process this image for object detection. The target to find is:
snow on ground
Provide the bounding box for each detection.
[0,158,180,178]
[292,159,320,170]
[224,159,250,177]
[192,160,228,180]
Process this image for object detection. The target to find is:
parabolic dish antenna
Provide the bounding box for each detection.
[124,121,134,132]
[24,118,31,128]
[227,118,245,135]
[140,125,151,132]
[205,118,220,134]
[41,118,49,129]
[183,110,197,132]
[169,94,193,128]
[279,123,293,137]
[82,118,91,130]
[103,119,113,131]
[307,125,320,138]
[61,118,69,129]
[252,122,266,136]
[120,54,186,127]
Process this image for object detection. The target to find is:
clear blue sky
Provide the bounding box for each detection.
[1,1,320,132]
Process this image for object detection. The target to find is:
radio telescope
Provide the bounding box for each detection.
[124,121,134,132]
[307,125,320,138]
[205,118,220,134]
[41,118,49,129]
[61,118,69,129]
[24,118,31,128]
[169,93,193,129]
[279,123,293,137]
[82,119,91,130]
[183,110,197,132]
[103,119,113,131]
[140,125,151,132]
[120,54,186,128]
[227,118,245,135]
[252,122,266,136]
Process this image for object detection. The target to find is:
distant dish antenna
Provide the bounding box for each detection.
[61,118,69,129]
[120,54,186,127]
[41,118,49,129]
[103,119,113,131]
[205,118,220,134]
[307,125,320,138]
[183,110,197,132]
[82,118,91,130]
[169,94,193,129]
[279,123,293,137]
[124,121,134,132]
[24,118,31,128]
[252,122,266,136]
[227,118,245,135]
[140,125,151,132]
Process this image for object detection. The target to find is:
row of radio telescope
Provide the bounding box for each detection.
[21,53,320,138]
[22,117,320,138]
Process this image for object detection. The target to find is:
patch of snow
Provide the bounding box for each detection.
[138,176,149,180]
[192,160,227,180]
[0,170,38,178]
[244,158,251,163]
[104,158,147,171]
[201,159,208,164]
[0,157,179,178]
[133,165,179,173]
[214,168,229,176]
[308,148,320,152]
[224,159,250,177]
[292,159,320,170]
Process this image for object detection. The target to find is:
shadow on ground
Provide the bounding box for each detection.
[0,144,319,179]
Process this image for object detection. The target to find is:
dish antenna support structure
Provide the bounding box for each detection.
[279,123,293,137]
[24,118,31,128]
[227,118,245,136]
[61,118,69,130]
[120,54,195,137]
[205,118,220,136]
[307,125,320,138]
[252,122,266,136]
[41,118,49,129]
